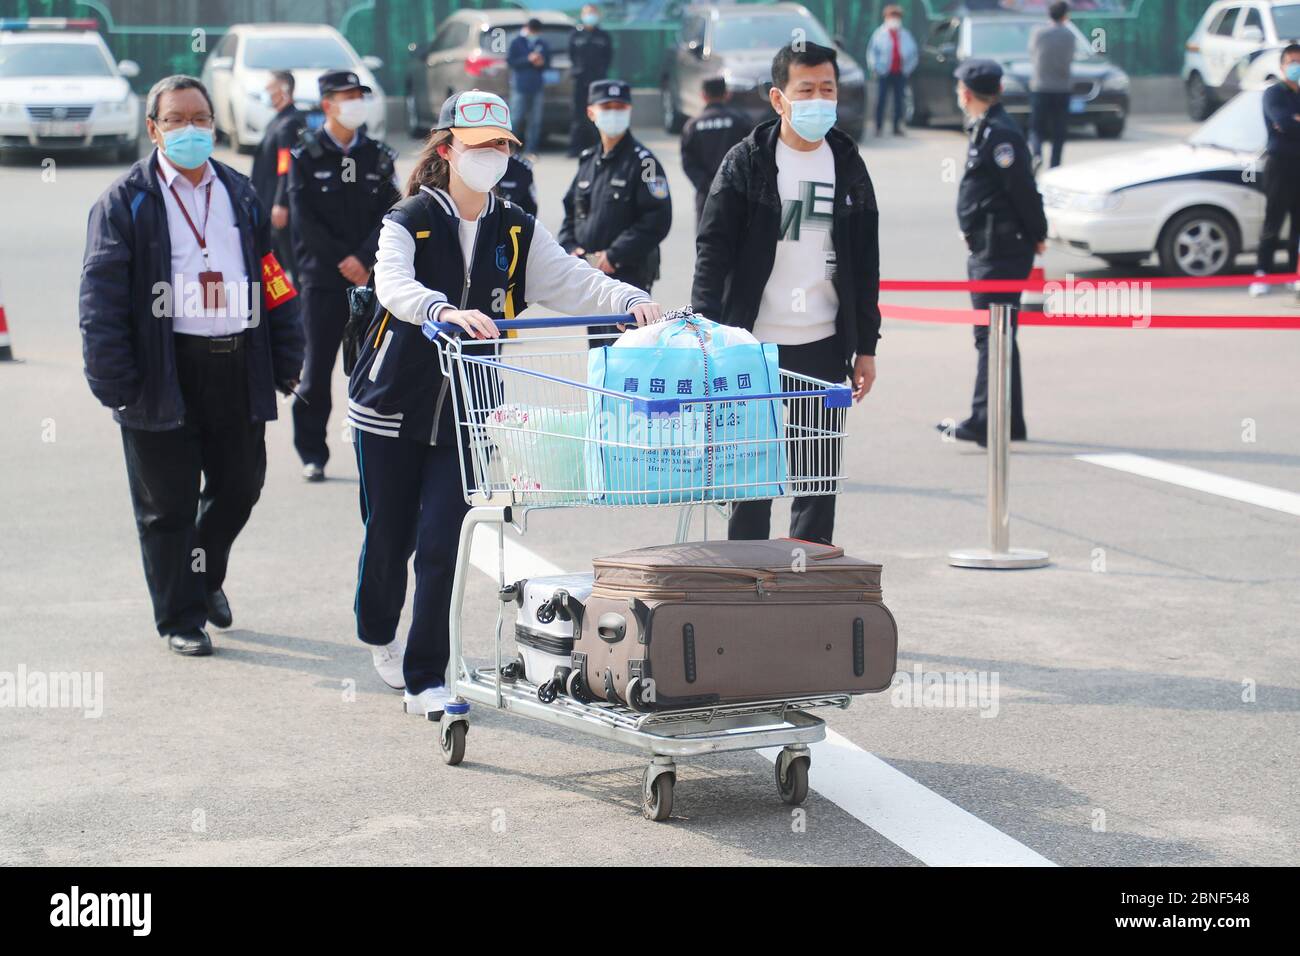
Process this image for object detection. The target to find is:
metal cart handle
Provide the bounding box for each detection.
[423,314,634,339]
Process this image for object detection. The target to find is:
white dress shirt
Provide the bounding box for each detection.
[154,149,250,337]
[373,186,648,326]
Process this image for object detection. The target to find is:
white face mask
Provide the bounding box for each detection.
[886,17,902,29]
[333,98,368,131]
[593,108,630,138]
[451,144,509,193]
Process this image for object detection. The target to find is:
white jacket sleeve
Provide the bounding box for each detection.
[372,217,454,325]
[524,219,650,317]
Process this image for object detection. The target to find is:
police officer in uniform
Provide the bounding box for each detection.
[287,69,401,481]
[249,70,305,281]
[497,150,538,217]
[940,59,1046,446]
[680,76,750,225]
[559,79,672,339]
[567,3,614,156]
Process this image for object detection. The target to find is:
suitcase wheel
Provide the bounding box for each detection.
[775,747,810,806]
[537,678,560,704]
[566,669,595,704]
[625,678,654,713]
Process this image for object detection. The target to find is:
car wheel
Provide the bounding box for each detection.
[1158,207,1238,277]
[1095,117,1125,139]
[661,84,684,134]
[1186,73,1215,122]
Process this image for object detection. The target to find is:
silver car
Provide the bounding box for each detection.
[405,8,576,143]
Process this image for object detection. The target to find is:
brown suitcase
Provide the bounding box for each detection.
[569,539,898,711]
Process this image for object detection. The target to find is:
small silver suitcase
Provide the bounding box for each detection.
[510,573,592,700]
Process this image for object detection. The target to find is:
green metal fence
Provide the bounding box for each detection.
[0,0,1221,95]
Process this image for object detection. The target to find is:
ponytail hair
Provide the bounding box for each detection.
[405,129,453,197]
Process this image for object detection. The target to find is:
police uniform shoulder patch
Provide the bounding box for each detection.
[993,142,1015,169]
[647,175,669,200]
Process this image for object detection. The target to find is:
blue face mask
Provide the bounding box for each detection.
[1287,63,1300,84]
[161,124,214,169]
[781,92,837,142]
[582,13,599,26]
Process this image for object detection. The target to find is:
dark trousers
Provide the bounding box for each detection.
[121,335,266,636]
[292,284,349,467]
[875,73,907,132]
[966,248,1034,437]
[1030,91,1069,168]
[510,87,545,152]
[354,429,470,694]
[1257,156,1300,273]
[729,335,847,546]
[272,223,299,286]
[568,79,598,156]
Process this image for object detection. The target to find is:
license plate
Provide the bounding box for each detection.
[542,68,561,85]
[1069,96,1086,114]
[36,120,86,137]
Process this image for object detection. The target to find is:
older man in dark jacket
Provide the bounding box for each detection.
[692,42,880,546]
[79,75,303,656]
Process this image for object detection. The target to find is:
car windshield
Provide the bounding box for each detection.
[1273,5,1300,38]
[0,41,114,77]
[1189,91,1266,152]
[969,20,1095,60]
[242,36,354,70]
[712,14,833,51]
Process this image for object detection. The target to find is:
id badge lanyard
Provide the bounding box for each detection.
[167,176,226,311]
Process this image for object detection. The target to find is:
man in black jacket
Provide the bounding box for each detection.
[692,42,880,545]
[249,70,305,281]
[79,75,303,656]
[680,76,750,225]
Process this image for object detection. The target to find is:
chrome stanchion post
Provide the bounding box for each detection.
[949,303,1049,570]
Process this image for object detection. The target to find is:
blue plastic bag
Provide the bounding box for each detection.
[586,315,787,504]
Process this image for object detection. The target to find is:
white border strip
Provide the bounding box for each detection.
[1077,453,1300,517]
[762,730,1056,867]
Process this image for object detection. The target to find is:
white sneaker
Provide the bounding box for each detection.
[371,638,406,689]
[1249,272,1270,297]
[404,685,452,719]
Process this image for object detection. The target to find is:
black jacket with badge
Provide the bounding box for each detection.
[558,133,672,288]
[287,127,401,289]
[498,154,538,217]
[250,105,305,212]
[957,103,1047,255]
[681,102,751,211]
[691,118,882,360]
[569,25,613,84]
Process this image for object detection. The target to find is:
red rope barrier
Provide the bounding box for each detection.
[879,271,1299,294]
[879,303,1300,329]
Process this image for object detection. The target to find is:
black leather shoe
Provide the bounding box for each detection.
[936,421,987,447]
[205,589,232,629]
[168,629,213,656]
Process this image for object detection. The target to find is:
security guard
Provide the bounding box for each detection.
[940,59,1046,446]
[249,70,305,281]
[559,79,672,339]
[497,150,538,217]
[567,3,614,156]
[680,75,751,224]
[287,69,400,481]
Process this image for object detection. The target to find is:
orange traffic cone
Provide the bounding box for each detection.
[1020,253,1045,310]
[0,276,13,362]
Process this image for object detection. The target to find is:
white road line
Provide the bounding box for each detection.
[468,526,1053,866]
[1077,453,1300,517]
[761,731,1056,867]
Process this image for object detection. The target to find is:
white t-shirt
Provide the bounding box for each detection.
[752,138,839,346]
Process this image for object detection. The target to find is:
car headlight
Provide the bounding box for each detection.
[1102,71,1129,92]
[1073,192,1123,213]
[98,98,130,116]
[0,101,23,118]
[722,71,759,92]
[1002,74,1028,92]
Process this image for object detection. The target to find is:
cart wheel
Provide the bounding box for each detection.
[642,766,675,822]
[537,678,559,704]
[440,720,467,766]
[775,752,810,806]
[566,668,593,704]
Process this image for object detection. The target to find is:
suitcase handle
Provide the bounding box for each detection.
[597,612,626,644]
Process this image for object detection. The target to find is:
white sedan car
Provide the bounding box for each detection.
[200,23,385,151]
[1041,90,1266,276]
[0,19,140,162]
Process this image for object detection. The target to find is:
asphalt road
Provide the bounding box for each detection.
[1,117,1297,866]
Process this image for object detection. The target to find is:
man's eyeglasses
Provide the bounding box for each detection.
[154,114,215,130]
[458,101,508,125]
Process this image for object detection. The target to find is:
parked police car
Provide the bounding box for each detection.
[0,18,140,163]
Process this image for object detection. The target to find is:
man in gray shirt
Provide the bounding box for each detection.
[1029,1,1076,169]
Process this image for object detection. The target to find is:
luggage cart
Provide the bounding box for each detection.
[423,312,853,820]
